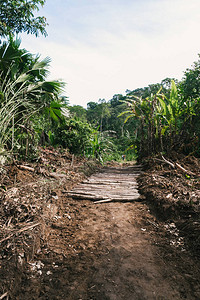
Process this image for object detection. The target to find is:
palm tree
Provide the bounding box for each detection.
[0,38,65,159]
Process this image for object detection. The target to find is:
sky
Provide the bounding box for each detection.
[21,0,200,107]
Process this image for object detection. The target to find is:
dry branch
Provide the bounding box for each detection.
[94,199,112,204]
[17,165,68,179]
[71,154,74,167]
[0,292,8,300]
[17,165,35,172]
[94,195,140,204]
[155,156,197,176]
[66,192,108,200]
[0,222,40,244]
[49,173,66,179]
[161,155,175,168]
[175,163,196,176]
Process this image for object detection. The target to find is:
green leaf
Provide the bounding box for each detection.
[161,125,169,136]
[118,110,131,118]
[170,80,178,105]
[124,115,133,123]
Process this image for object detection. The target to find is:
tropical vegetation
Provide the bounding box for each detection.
[0,0,200,164]
[0,0,47,37]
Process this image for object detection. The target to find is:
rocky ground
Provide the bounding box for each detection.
[0,148,200,299]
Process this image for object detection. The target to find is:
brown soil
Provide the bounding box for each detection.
[138,153,200,258]
[0,149,200,299]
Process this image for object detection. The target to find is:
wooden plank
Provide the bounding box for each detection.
[84,179,139,184]
[67,192,140,201]
[65,166,142,203]
[67,194,109,200]
[94,195,140,204]
[94,199,113,204]
[89,174,140,178]
[71,189,139,196]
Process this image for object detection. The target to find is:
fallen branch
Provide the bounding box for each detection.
[17,165,35,172]
[17,165,68,179]
[49,173,66,179]
[66,192,108,200]
[161,155,175,168]
[94,198,112,204]
[175,163,196,176]
[71,154,74,168]
[0,222,40,244]
[155,156,197,176]
[0,292,8,300]
[93,195,140,203]
[154,158,173,166]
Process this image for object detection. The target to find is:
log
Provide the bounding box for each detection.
[71,190,139,196]
[67,191,105,196]
[66,166,142,203]
[67,189,139,197]
[84,179,138,184]
[72,185,106,190]
[92,175,141,179]
[94,199,112,204]
[66,192,109,200]
[72,184,139,190]
[94,195,141,204]
[67,192,140,201]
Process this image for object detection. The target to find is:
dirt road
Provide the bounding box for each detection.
[4,165,200,299]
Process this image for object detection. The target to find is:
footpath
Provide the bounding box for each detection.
[1,159,200,299]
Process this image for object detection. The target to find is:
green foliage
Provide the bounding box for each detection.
[1,28,199,164]
[86,99,110,130]
[180,54,200,100]
[54,118,93,155]
[85,130,119,163]
[44,101,66,122]
[84,94,138,161]
[0,39,64,160]
[126,78,178,100]
[120,74,200,159]
[0,0,47,37]
[69,105,87,121]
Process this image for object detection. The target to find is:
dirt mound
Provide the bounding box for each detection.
[138,154,200,257]
[0,148,100,299]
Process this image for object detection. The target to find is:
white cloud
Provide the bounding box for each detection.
[21,0,200,107]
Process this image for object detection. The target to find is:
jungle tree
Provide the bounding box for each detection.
[0,0,47,37]
[0,38,64,158]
